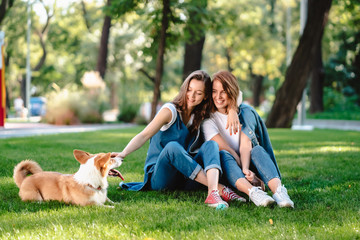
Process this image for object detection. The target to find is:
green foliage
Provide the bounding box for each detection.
[2,0,360,122]
[322,87,358,110]
[117,102,140,123]
[307,87,360,120]
[0,128,360,239]
[323,0,360,105]
[44,85,109,125]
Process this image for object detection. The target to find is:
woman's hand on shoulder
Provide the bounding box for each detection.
[226,108,240,135]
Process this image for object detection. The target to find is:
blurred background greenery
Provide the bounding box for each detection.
[1,0,359,125]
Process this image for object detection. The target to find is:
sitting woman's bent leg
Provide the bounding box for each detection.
[219,150,246,189]
[250,145,280,185]
[150,141,202,190]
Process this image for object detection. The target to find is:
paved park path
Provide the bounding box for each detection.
[0,119,359,139]
[292,119,360,131]
[0,122,136,139]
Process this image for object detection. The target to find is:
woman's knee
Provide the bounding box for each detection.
[163,141,183,154]
[219,150,234,162]
[251,145,271,163]
[202,140,219,152]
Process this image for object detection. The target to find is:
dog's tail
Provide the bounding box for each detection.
[13,160,43,188]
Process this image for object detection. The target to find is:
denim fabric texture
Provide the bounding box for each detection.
[219,146,281,188]
[250,145,280,184]
[219,150,246,188]
[217,104,282,188]
[121,109,221,191]
[151,140,221,190]
[238,103,281,179]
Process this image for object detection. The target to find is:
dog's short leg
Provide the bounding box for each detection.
[20,188,44,202]
[106,197,114,204]
[97,202,114,208]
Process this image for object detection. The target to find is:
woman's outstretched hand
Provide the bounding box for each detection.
[111,151,125,159]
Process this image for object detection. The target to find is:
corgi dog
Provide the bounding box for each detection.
[13,149,124,207]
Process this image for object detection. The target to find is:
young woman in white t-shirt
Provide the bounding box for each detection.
[202,70,294,208]
[112,70,244,209]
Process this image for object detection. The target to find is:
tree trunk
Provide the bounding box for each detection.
[182,0,207,81]
[150,0,170,120]
[81,0,91,32]
[266,0,332,128]
[350,41,360,105]
[309,39,324,113]
[182,36,205,81]
[225,47,233,72]
[110,81,117,109]
[96,0,112,79]
[20,76,27,107]
[0,0,14,25]
[252,74,264,107]
[5,53,11,110]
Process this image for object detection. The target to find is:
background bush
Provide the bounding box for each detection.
[44,85,109,125]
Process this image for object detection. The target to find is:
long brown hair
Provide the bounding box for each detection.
[172,70,212,134]
[211,70,240,113]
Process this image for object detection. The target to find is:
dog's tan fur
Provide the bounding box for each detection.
[13,149,122,207]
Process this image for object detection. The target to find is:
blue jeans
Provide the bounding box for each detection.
[220,145,280,188]
[150,140,222,190]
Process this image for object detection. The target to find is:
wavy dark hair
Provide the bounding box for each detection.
[210,70,240,113]
[172,70,212,134]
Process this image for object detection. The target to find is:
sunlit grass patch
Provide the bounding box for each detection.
[0,128,360,239]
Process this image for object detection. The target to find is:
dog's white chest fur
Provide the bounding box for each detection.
[73,156,108,204]
[90,188,108,204]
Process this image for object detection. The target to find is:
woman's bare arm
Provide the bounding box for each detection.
[210,134,241,165]
[112,107,172,159]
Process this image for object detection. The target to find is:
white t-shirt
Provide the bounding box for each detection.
[159,103,194,131]
[202,111,240,155]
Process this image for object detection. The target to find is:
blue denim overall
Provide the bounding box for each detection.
[121,109,222,191]
[220,104,281,188]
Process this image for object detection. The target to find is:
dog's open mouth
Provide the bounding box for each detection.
[108,169,124,180]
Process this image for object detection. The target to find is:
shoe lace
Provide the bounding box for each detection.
[211,190,223,202]
[223,187,237,199]
[276,185,289,199]
[249,187,266,198]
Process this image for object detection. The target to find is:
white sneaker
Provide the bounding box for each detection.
[248,187,275,207]
[273,185,294,208]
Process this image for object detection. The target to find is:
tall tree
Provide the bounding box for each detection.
[81,0,91,32]
[309,39,324,113]
[182,0,207,81]
[150,0,170,120]
[266,0,332,128]
[96,0,111,79]
[0,0,14,25]
[250,65,264,107]
[20,0,53,105]
[0,0,14,111]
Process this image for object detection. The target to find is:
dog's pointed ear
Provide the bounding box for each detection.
[73,149,91,164]
[97,152,111,167]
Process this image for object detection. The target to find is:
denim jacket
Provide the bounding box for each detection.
[239,103,281,178]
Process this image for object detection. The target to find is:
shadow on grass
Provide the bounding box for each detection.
[1,129,360,238]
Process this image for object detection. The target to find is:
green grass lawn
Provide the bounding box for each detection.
[1,126,359,239]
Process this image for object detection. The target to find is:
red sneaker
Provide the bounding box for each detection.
[205,190,229,209]
[221,186,247,203]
